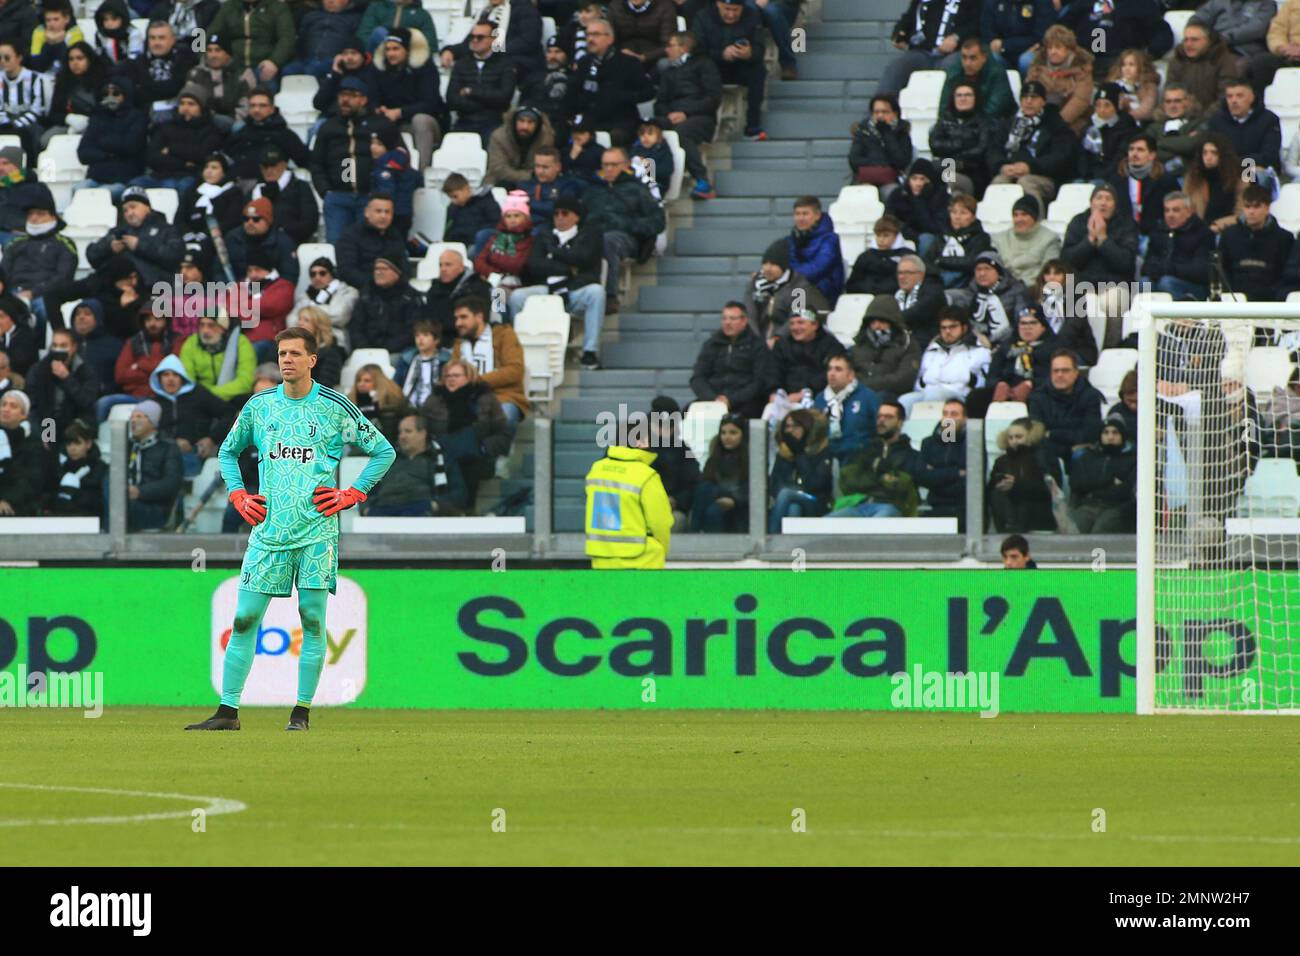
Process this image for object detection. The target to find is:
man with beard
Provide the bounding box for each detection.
[130,84,225,192]
[179,312,257,400]
[310,77,396,241]
[372,27,445,171]
[487,106,555,189]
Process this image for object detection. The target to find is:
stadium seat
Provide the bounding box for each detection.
[909,119,932,160]
[984,401,1028,471]
[839,233,867,271]
[1240,458,1300,517]
[1245,347,1295,393]
[898,70,945,122]
[294,242,335,296]
[595,130,612,148]
[541,16,556,48]
[1163,10,1195,55]
[37,135,88,208]
[1005,69,1020,102]
[411,188,448,243]
[977,183,1023,235]
[146,188,178,224]
[1273,182,1300,233]
[826,293,871,347]
[279,75,319,97]
[515,295,569,401]
[1119,291,1172,342]
[411,241,468,291]
[427,132,487,190]
[62,187,116,239]
[829,184,884,239]
[901,402,942,449]
[1088,348,1138,406]
[339,348,395,395]
[1045,182,1093,235]
[682,400,727,467]
[0,134,20,154]
[663,129,686,202]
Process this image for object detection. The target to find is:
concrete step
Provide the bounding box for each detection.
[733,157,845,171]
[795,21,887,39]
[672,196,775,215]
[714,168,847,198]
[766,80,853,100]
[827,0,907,19]
[763,110,861,140]
[656,255,742,273]
[672,227,776,257]
[600,337,710,369]
[616,313,715,334]
[795,53,887,81]
[636,284,749,313]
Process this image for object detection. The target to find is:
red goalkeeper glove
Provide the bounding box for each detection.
[313,486,367,517]
[229,489,267,526]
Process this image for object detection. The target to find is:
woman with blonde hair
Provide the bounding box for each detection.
[295,306,345,389]
[1182,132,1244,233]
[1026,25,1096,134]
[349,363,413,446]
[1106,49,1160,123]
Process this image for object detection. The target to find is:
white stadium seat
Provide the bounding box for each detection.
[1045,182,1093,235]
[146,188,178,224]
[682,401,727,467]
[898,70,945,121]
[977,183,1023,235]
[1273,182,1300,233]
[1163,10,1195,54]
[1240,458,1300,517]
[984,401,1028,472]
[1245,347,1295,393]
[62,187,116,238]
[339,348,395,396]
[1088,348,1138,407]
[427,132,487,190]
[826,293,871,347]
[295,242,335,296]
[663,129,686,201]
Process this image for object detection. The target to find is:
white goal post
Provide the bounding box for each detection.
[1137,301,1300,715]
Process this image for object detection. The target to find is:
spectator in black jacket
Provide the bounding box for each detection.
[510,194,606,367]
[123,398,182,530]
[646,394,699,532]
[349,255,426,357]
[147,352,229,474]
[987,81,1077,207]
[693,0,768,139]
[225,196,298,282]
[1078,84,1139,183]
[131,83,224,193]
[1142,191,1214,301]
[335,193,408,290]
[1205,80,1283,184]
[924,191,991,289]
[930,81,995,197]
[1108,134,1181,239]
[655,31,722,200]
[446,23,516,147]
[916,397,967,527]
[1028,348,1105,470]
[878,0,977,96]
[988,416,1060,532]
[310,77,397,242]
[441,0,544,86]
[283,0,363,81]
[25,326,100,440]
[373,27,446,170]
[249,146,318,244]
[184,33,254,129]
[744,239,828,342]
[846,215,914,296]
[223,88,310,182]
[46,41,106,135]
[565,22,650,149]
[690,411,749,532]
[885,157,950,256]
[176,152,244,253]
[767,406,834,531]
[311,39,381,119]
[424,246,491,340]
[46,419,108,518]
[1221,183,1294,301]
[0,294,38,375]
[892,253,948,344]
[850,94,913,189]
[988,303,1055,403]
[0,389,50,516]
[0,0,38,57]
[1068,414,1135,533]
[1060,183,1138,347]
[75,76,149,198]
[690,301,774,419]
[768,309,846,398]
[87,186,185,288]
[1058,0,1172,74]
[0,191,77,308]
[441,173,502,254]
[120,21,195,126]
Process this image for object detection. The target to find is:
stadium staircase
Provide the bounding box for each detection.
[496,0,909,532]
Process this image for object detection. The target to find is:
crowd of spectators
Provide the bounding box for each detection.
[0,0,811,528]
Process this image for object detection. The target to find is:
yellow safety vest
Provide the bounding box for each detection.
[584,446,672,569]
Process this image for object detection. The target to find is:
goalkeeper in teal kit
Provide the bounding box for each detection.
[186,328,395,732]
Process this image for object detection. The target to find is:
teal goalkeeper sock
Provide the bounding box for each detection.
[296,588,329,708]
[221,589,273,708]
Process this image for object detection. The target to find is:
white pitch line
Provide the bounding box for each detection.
[0,782,247,827]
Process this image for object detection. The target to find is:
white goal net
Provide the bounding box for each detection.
[1138,304,1300,714]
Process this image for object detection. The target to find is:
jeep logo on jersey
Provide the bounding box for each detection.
[267,442,315,462]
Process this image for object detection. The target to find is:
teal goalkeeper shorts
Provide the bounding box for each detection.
[239,540,338,596]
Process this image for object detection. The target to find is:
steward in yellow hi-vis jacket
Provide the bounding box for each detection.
[584,445,673,569]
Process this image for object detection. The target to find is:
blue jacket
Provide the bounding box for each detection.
[814,380,880,460]
[371,147,420,219]
[444,188,501,246]
[980,0,1058,61]
[787,213,845,304]
[518,174,587,229]
[296,5,363,65]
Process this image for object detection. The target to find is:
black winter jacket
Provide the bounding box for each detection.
[224,111,310,180]
[48,445,108,517]
[1061,210,1139,286]
[986,105,1076,183]
[1069,442,1136,509]
[929,109,993,182]
[885,181,950,242]
[1221,216,1295,301]
[253,177,319,245]
[848,118,912,175]
[446,53,516,130]
[564,49,652,137]
[310,109,396,196]
[1206,104,1283,172]
[146,111,225,178]
[78,101,150,184]
[924,221,992,282]
[689,326,774,418]
[654,53,722,123]
[86,211,185,288]
[916,422,966,514]
[1029,380,1106,460]
[770,328,846,395]
[1142,214,1215,286]
[522,224,603,291]
[334,220,409,290]
[349,281,426,353]
[0,423,49,514]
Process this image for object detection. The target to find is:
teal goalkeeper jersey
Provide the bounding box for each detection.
[218,382,396,551]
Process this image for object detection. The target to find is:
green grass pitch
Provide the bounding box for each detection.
[1,709,1297,866]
